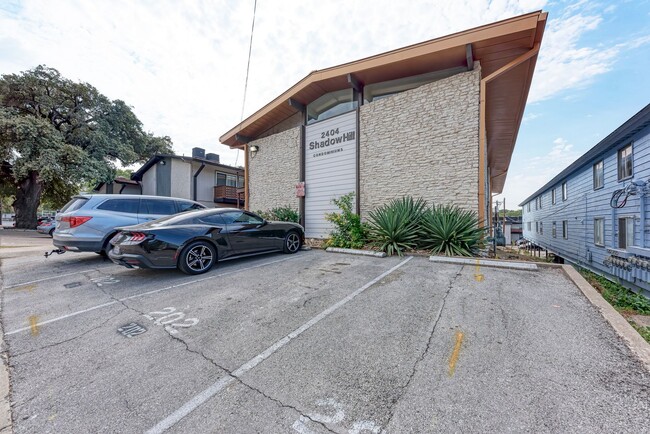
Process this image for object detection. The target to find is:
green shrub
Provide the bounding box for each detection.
[325,192,367,249]
[367,196,427,256]
[255,207,299,223]
[418,204,484,256]
[580,270,650,314]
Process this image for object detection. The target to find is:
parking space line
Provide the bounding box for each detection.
[448,330,464,376]
[5,256,301,336]
[146,256,413,434]
[3,266,115,290]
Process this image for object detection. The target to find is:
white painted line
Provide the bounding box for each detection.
[5,256,300,336]
[3,265,115,289]
[429,256,538,271]
[146,256,413,434]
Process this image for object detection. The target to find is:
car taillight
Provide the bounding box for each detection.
[121,232,151,245]
[61,216,92,228]
[128,232,146,242]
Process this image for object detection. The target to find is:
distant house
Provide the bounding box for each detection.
[520,104,650,296]
[94,148,245,208]
[93,177,141,195]
[494,215,523,244]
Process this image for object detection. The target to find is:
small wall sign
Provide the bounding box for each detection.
[296,182,305,197]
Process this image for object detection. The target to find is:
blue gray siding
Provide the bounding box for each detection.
[522,122,650,295]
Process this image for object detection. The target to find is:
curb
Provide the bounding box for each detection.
[325,247,387,258]
[429,256,538,271]
[0,275,13,433]
[561,265,650,371]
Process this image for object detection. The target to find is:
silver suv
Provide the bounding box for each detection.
[53,194,206,254]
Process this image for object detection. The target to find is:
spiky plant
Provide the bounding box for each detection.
[367,196,427,256]
[418,205,484,256]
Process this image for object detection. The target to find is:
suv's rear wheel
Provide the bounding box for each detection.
[178,241,216,275]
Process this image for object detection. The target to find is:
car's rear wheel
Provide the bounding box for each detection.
[283,230,301,254]
[178,241,216,275]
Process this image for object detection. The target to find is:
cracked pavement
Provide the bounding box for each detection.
[1,231,649,433]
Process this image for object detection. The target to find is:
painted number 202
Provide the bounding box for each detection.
[144,307,199,334]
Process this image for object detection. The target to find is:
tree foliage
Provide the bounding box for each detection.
[0,65,172,227]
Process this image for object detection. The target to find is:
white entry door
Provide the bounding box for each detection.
[304,110,358,238]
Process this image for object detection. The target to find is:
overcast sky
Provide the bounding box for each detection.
[1,0,650,207]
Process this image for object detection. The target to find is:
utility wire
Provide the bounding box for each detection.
[235,0,257,167]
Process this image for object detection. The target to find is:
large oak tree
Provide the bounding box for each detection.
[0,66,172,228]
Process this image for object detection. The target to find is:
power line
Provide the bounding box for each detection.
[235,0,257,167]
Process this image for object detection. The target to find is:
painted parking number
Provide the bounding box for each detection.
[143,307,199,334]
[292,398,381,433]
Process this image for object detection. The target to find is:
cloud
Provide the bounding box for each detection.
[529,2,650,103]
[0,0,547,167]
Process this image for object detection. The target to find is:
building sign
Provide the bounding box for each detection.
[304,111,357,238]
[296,182,305,197]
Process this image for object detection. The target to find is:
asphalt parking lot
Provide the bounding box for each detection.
[0,231,649,433]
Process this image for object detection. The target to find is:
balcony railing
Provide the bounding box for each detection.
[214,185,245,207]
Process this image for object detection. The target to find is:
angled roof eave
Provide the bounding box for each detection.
[220,11,547,150]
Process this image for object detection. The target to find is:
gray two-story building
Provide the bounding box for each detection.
[521,104,650,296]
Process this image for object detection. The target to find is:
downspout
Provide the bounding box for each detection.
[478,43,540,228]
[193,163,205,202]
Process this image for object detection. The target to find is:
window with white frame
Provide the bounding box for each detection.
[594,218,604,246]
[562,220,568,239]
[540,222,543,235]
[552,188,556,205]
[552,221,557,238]
[593,160,604,190]
[617,144,633,181]
[527,202,530,212]
[618,217,634,249]
[562,181,568,201]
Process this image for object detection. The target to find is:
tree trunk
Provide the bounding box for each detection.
[13,171,43,229]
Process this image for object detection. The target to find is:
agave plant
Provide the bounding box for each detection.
[418,205,484,256]
[367,196,427,256]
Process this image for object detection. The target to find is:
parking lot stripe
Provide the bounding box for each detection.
[3,266,114,290]
[5,256,300,336]
[146,256,413,434]
[448,330,464,376]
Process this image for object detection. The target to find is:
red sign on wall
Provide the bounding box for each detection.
[296,182,305,197]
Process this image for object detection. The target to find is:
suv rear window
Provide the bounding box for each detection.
[60,197,89,213]
[97,199,140,214]
[140,198,177,215]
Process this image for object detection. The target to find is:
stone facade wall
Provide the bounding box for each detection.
[248,126,301,212]
[359,68,480,215]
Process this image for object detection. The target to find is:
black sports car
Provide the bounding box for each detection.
[108,208,304,274]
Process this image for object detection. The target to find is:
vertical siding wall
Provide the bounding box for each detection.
[248,127,301,212]
[522,125,650,292]
[359,68,480,215]
[170,160,192,199]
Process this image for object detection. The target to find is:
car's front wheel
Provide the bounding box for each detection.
[283,230,301,254]
[178,241,216,275]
